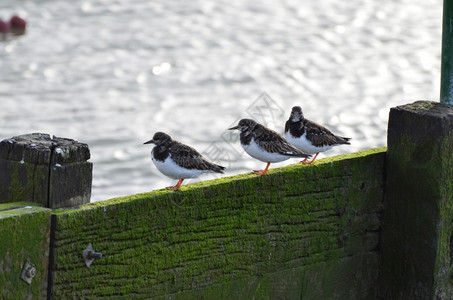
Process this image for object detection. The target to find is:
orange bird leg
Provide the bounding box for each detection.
[253,162,271,176]
[301,153,319,165]
[166,179,184,190]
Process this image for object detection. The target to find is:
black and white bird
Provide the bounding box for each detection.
[284,106,351,164]
[144,132,225,190]
[228,118,311,175]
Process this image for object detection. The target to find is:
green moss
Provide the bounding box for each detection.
[0,201,43,210]
[433,137,453,298]
[0,205,46,219]
[54,147,387,215]
[0,203,51,299]
[401,100,437,111]
[2,161,48,206]
[380,102,453,299]
[48,148,385,299]
[7,161,34,202]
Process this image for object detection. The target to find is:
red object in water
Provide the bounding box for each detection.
[9,15,26,35]
[0,19,9,35]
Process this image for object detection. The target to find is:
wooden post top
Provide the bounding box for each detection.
[0,133,90,165]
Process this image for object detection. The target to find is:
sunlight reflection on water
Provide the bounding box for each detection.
[0,0,442,201]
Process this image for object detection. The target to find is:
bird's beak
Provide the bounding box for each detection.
[143,139,154,145]
[228,125,239,130]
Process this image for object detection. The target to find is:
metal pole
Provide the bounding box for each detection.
[441,0,453,105]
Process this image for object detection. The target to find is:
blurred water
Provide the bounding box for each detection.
[0,0,442,201]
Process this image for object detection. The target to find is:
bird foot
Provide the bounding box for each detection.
[252,170,268,176]
[166,185,181,191]
[166,179,183,191]
[300,153,319,165]
[299,158,309,164]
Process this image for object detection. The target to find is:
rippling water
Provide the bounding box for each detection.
[0,0,442,201]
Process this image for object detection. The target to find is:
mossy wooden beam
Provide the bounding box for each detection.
[0,202,51,299]
[166,252,379,300]
[49,147,385,299]
[380,101,453,299]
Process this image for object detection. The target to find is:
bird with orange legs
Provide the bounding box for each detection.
[229,119,310,175]
[284,106,350,164]
[144,132,225,190]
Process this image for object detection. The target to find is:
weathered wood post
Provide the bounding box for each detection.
[380,101,453,299]
[0,133,92,208]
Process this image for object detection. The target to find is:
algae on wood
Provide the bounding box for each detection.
[49,148,385,299]
[0,202,51,299]
[0,133,92,208]
[380,101,453,299]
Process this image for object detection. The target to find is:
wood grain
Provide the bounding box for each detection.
[49,148,385,299]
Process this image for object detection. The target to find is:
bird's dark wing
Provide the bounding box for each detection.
[254,124,310,158]
[284,120,290,133]
[170,142,225,172]
[305,119,351,147]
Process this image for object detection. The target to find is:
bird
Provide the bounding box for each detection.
[284,106,351,164]
[228,118,311,175]
[144,132,226,190]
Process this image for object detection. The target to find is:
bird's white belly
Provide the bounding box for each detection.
[242,138,290,163]
[152,155,206,179]
[285,132,332,154]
